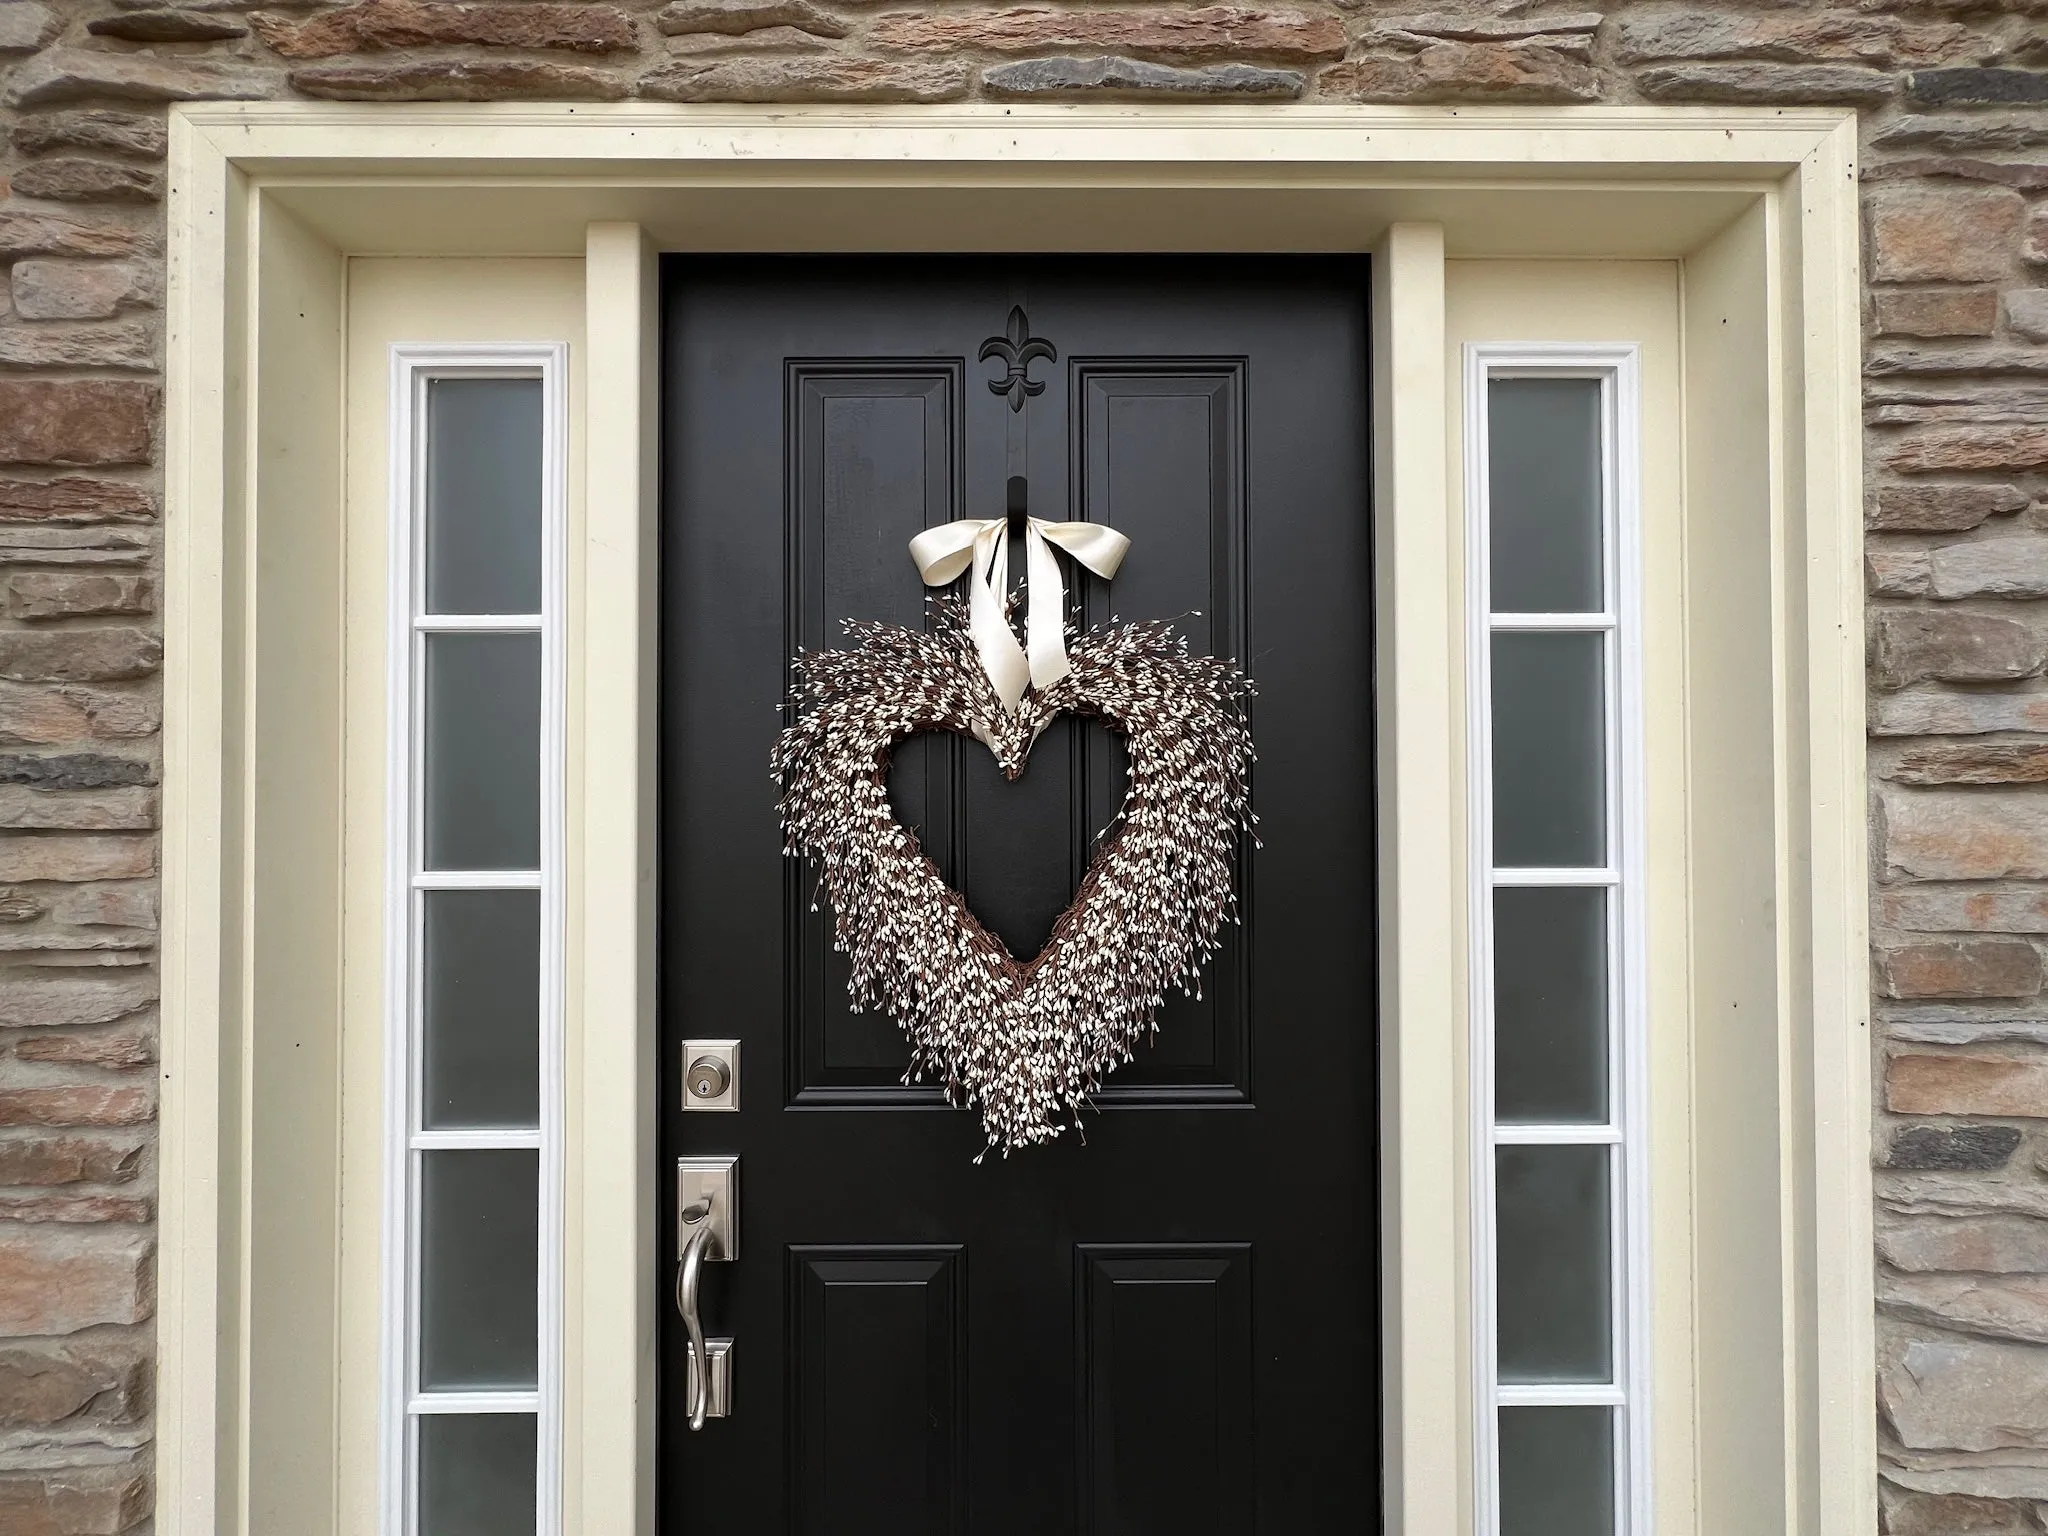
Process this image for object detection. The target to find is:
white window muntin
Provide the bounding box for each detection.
[1464,343,1650,1536]
[382,344,568,1536]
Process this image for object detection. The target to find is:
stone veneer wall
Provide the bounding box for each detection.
[0,0,2042,1528]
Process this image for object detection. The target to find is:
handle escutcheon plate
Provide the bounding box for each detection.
[676,1155,738,1260]
[675,1155,738,1430]
[686,1337,733,1422]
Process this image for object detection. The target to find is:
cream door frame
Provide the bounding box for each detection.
[158,103,1867,1536]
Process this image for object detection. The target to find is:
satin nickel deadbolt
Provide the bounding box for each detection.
[675,1155,737,1430]
[681,1039,739,1110]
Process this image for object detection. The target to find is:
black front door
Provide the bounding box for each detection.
[661,257,1376,1532]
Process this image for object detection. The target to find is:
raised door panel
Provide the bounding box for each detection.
[1074,367,1250,1101]
[785,367,968,1101]
[789,1246,967,1535]
[1076,1244,1254,1534]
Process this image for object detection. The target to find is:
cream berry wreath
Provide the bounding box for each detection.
[772,516,1256,1156]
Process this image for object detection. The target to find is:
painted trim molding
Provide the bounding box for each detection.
[158,103,1868,1536]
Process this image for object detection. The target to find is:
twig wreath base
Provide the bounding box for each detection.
[773,600,1256,1156]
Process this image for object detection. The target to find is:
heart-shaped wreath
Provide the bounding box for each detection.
[773,600,1255,1155]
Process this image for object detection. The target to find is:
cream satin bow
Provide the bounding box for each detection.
[909,515,1130,712]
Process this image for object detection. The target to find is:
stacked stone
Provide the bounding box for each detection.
[1860,41,2048,1528]
[0,7,164,1521]
[0,0,2041,1524]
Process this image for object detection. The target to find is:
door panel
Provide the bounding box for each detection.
[1073,363,1251,1102]
[789,1246,966,1533]
[786,363,968,1102]
[1077,1244,1255,1535]
[662,257,1375,1532]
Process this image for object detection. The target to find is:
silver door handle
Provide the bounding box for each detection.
[674,1157,737,1430]
[676,1202,719,1431]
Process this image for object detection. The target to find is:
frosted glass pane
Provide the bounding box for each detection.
[422,890,540,1130]
[418,1413,536,1536]
[1499,1406,1614,1536]
[1495,887,1609,1124]
[1492,633,1605,868]
[425,378,543,615]
[1489,378,1603,615]
[419,1149,538,1390]
[1497,1144,1612,1383]
[423,633,541,871]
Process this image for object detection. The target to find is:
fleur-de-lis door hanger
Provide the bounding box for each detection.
[979,304,1057,412]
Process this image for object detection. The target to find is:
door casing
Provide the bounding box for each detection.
[157,104,1870,1536]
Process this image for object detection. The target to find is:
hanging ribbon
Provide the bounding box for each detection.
[909,515,1130,712]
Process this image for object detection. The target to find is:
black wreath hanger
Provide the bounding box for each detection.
[979,303,1056,412]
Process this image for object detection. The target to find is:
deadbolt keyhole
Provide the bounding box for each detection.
[687,1055,730,1100]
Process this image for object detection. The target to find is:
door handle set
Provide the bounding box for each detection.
[675,1155,737,1429]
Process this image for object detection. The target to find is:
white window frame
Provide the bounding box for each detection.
[1464,342,1651,1536]
[381,343,570,1536]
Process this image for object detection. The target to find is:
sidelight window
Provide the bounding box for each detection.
[1465,348,1649,1536]
[383,350,567,1536]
